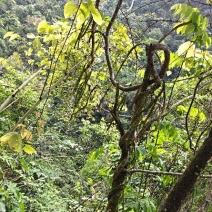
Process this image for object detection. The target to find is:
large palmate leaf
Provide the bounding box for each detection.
[64,1,77,19]
[0,132,22,153]
[88,2,103,25]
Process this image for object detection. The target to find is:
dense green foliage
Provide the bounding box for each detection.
[0,0,212,211]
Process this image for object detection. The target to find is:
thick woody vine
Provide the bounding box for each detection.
[103,34,170,211]
[101,1,171,211]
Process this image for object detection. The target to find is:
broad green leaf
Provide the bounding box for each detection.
[196,14,202,25]
[21,128,32,141]
[184,5,193,17]
[191,12,199,24]
[3,31,20,41]
[175,7,182,17]
[25,48,33,56]
[170,4,179,11]
[64,1,77,19]
[40,58,50,66]
[27,33,36,39]
[33,37,41,50]
[37,21,49,34]
[98,72,106,81]
[189,107,198,118]
[171,4,181,16]
[0,132,23,154]
[9,33,20,41]
[23,144,37,154]
[157,148,167,154]
[163,176,173,186]
[76,11,87,25]
[138,69,145,77]
[80,2,90,20]
[205,34,211,48]
[176,25,187,34]
[0,132,21,146]
[177,105,187,113]
[177,41,194,56]
[194,49,204,58]
[89,147,103,161]
[88,3,103,25]
[169,52,184,68]
[99,169,107,176]
[202,17,208,29]
[46,25,55,34]
[199,112,206,122]
[180,4,188,19]
[8,137,22,153]
[204,51,212,62]
[87,178,93,184]
[3,31,14,39]
[186,43,195,57]
[185,24,195,36]
[28,59,34,65]
[43,34,55,42]
[75,3,91,25]
[19,202,25,212]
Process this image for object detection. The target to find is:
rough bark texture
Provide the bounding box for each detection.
[106,131,134,212]
[159,128,212,212]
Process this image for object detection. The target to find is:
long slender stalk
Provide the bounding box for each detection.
[0,70,41,113]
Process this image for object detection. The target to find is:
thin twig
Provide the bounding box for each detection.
[158,21,191,43]
[124,169,212,178]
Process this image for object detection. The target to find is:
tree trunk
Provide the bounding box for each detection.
[159,128,212,212]
[105,130,134,212]
[196,178,212,212]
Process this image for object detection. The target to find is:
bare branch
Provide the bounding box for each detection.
[106,0,123,36]
[124,169,212,179]
[185,77,204,152]
[158,21,191,43]
[103,33,142,91]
